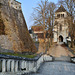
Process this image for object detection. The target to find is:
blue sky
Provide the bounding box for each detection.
[16,0,58,29]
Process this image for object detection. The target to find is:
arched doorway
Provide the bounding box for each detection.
[59,35,63,42]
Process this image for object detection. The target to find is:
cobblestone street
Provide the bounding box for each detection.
[30,62,75,75]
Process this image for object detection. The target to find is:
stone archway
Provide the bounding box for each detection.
[59,35,63,42]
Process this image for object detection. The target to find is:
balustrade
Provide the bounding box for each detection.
[0,53,52,74]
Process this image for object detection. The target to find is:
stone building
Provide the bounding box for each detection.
[8,0,21,10]
[53,5,69,43]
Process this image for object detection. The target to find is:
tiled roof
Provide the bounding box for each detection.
[38,33,44,38]
[31,26,43,31]
[56,5,66,12]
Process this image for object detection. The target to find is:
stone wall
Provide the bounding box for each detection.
[0,0,36,53]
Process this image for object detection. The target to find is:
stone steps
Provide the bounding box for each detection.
[54,57,70,62]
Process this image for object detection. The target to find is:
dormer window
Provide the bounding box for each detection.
[57,14,60,18]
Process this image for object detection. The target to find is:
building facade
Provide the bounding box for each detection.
[53,5,69,43]
[8,0,21,10]
[31,26,44,42]
[29,26,49,42]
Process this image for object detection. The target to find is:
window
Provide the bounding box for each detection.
[63,14,64,17]
[11,2,13,4]
[61,14,64,18]
[60,25,62,31]
[57,14,60,18]
[19,6,21,9]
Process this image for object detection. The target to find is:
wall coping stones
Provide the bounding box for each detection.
[0,53,43,61]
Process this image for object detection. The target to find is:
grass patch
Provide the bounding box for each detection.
[0,52,37,58]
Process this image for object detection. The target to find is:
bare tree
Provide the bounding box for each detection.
[31,0,56,52]
[32,0,48,52]
[47,2,56,45]
[64,0,75,47]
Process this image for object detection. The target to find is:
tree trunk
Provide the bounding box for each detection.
[71,37,74,48]
[43,31,46,53]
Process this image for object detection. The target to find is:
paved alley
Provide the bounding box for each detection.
[28,44,75,75]
[30,61,75,75]
[47,44,74,57]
